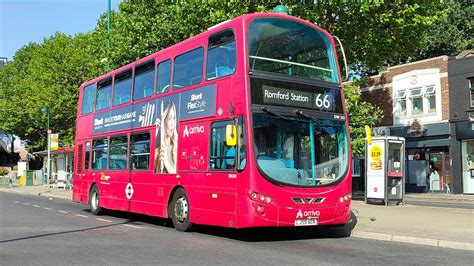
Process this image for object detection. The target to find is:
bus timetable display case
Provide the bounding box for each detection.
[365,136,405,205]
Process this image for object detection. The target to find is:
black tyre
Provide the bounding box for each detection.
[89,185,104,216]
[169,188,194,232]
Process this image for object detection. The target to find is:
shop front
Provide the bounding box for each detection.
[386,121,454,193]
[456,121,474,194]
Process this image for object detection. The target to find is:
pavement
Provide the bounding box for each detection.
[0,184,72,201]
[1,184,473,251]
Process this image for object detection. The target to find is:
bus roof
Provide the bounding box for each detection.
[80,13,332,89]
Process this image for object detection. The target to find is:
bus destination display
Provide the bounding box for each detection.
[251,78,343,113]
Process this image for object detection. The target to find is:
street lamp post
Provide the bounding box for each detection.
[41,107,51,190]
[107,0,111,50]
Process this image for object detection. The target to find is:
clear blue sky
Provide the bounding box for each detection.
[0,0,121,61]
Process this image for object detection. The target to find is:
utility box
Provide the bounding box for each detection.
[365,136,405,205]
[25,171,34,186]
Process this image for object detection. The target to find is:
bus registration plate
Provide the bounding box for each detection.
[294,218,318,226]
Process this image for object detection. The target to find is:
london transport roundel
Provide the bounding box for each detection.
[125,183,134,200]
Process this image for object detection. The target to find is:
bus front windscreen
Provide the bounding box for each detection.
[253,112,348,187]
[248,18,339,84]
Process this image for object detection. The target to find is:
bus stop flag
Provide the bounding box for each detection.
[50,134,59,151]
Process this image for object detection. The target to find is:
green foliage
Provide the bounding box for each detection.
[416,2,473,60]
[248,2,443,75]
[0,33,103,150]
[0,167,9,176]
[0,1,467,152]
[343,84,383,156]
[95,0,248,69]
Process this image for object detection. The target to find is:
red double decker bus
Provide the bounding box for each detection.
[73,12,352,232]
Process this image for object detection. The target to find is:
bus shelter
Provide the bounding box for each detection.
[33,147,74,188]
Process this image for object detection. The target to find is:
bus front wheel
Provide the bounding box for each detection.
[169,188,194,232]
[89,185,104,216]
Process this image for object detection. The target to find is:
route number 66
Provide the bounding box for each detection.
[315,94,331,109]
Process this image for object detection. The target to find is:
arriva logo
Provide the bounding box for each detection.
[296,209,320,218]
[183,125,205,137]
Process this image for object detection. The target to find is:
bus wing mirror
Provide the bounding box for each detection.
[333,35,348,81]
[226,125,237,147]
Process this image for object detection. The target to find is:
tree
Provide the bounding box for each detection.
[0,33,102,151]
[101,1,444,76]
[0,1,462,152]
[284,2,444,76]
[416,1,473,60]
[343,84,383,156]
[93,1,248,69]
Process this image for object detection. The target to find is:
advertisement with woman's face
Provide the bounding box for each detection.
[155,97,179,174]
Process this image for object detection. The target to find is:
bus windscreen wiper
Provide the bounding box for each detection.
[261,107,297,121]
[295,110,314,121]
[296,110,334,126]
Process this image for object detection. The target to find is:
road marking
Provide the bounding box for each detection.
[123,224,143,229]
[22,203,30,206]
[75,214,88,218]
[96,218,113,223]
[32,205,41,208]
[14,201,20,203]
[58,210,69,214]
[43,207,53,210]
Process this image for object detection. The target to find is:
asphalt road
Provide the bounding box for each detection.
[1,192,473,265]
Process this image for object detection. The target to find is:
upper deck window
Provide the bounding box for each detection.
[173,47,204,89]
[156,59,171,94]
[206,30,236,80]
[82,84,96,115]
[113,70,132,106]
[248,18,339,83]
[96,78,112,111]
[134,61,155,100]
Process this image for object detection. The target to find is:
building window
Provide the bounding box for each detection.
[394,85,437,120]
[410,88,423,115]
[470,78,474,108]
[469,78,474,121]
[424,86,436,114]
[395,90,407,117]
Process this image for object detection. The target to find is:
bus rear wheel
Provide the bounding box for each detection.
[89,185,104,216]
[170,188,194,232]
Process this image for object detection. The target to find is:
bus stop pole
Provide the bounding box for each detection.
[42,107,51,190]
[47,129,50,189]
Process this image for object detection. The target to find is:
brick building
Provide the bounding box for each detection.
[359,51,474,194]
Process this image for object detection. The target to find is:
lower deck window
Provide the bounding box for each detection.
[109,136,128,170]
[210,121,235,170]
[130,133,150,170]
[92,138,108,170]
